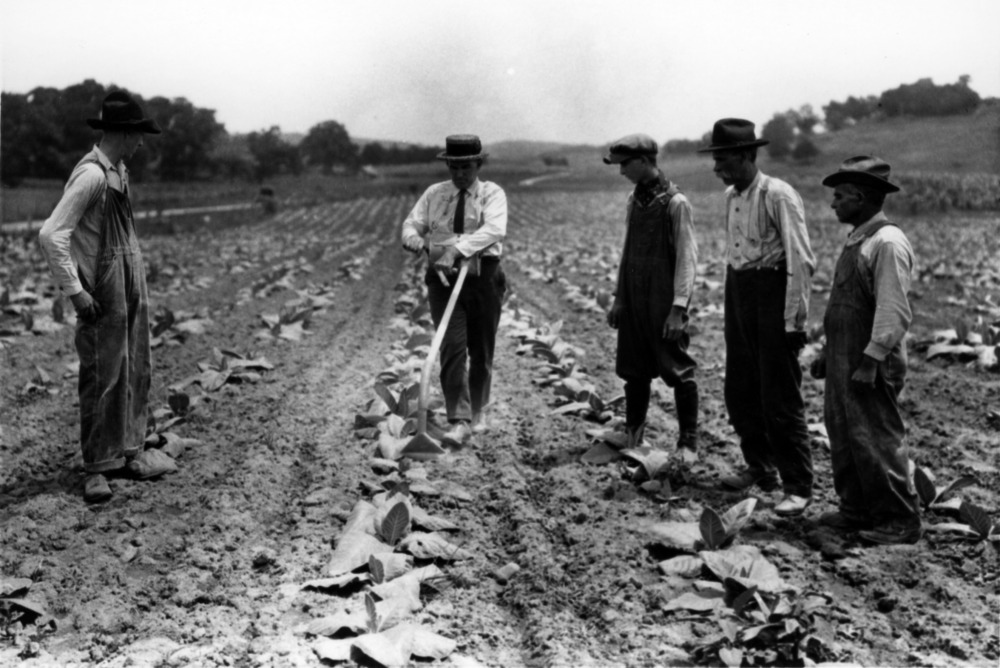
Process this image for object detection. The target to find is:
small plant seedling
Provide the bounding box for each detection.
[913,466,977,511]
[700,498,758,550]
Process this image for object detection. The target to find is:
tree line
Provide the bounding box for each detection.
[0,79,442,186]
[662,76,984,163]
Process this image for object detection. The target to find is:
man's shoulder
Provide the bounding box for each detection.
[871,222,912,249]
[758,172,799,196]
[476,179,506,196]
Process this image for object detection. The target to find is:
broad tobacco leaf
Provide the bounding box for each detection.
[410,505,459,532]
[658,555,704,578]
[312,637,354,663]
[304,611,368,637]
[380,502,411,545]
[301,572,370,591]
[700,545,790,593]
[646,521,703,552]
[580,442,622,465]
[720,498,757,537]
[399,532,473,561]
[621,447,671,480]
[663,590,726,612]
[326,533,393,577]
[700,508,727,550]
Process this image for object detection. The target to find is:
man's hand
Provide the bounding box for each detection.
[432,245,462,273]
[809,354,826,380]
[402,235,424,253]
[70,291,102,322]
[851,354,879,388]
[662,305,687,341]
[607,300,624,329]
[786,330,808,356]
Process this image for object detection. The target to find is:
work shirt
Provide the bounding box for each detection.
[39,146,129,296]
[841,212,914,361]
[401,178,506,258]
[625,174,697,308]
[724,171,815,331]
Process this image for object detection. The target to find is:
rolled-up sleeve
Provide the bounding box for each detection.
[455,185,506,257]
[865,231,914,360]
[669,194,698,307]
[401,189,432,247]
[774,191,815,331]
[38,165,104,296]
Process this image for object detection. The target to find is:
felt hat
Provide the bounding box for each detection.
[697,118,768,153]
[86,91,162,134]
[602,133,658,164]
[436,135,488,161]
[822,155,901,193]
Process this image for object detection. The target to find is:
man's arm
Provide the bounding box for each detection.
[401,188,432,252]
[773,189,815,332]
[38,164,104,296]
[454,184,507,257]
[608,199,631,329]
[664,194,697,340]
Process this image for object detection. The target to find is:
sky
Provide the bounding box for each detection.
[2,0,999,146]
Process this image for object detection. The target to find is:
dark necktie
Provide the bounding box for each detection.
[453,189,466,234]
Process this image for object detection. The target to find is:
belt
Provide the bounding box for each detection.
[731,262,786,274]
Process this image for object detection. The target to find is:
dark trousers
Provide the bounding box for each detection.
[426,259,506,423]
[724,267,812,497]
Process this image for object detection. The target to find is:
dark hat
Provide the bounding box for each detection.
[436,135,488,162]
[86,91,162,134]
[697,118,768,153]
[603,133,658,164]
[822,155,900,193]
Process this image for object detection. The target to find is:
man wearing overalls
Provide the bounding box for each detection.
[39,91,173,503]
[604,134,700,460]
[812,156,922,545]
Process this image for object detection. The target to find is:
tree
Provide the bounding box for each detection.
[761,114,795,161]
[208,134,255,180]
[791,136,820,163]
[246,126,300,181]
[880,77,980,117]
[823,95,880,131]
[359,142,386,165]
[145,96,225,181]
[300,120,357,174]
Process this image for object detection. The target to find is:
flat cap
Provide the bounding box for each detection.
[603,133,658,164]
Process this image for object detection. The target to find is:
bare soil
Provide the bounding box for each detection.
[1,189,998,667]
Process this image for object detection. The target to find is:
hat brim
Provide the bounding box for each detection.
[87,118,162,134]
[822,171,900,193]
[696,139,769,154]
[436,151,488,162]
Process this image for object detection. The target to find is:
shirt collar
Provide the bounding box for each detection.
[848,211,889,241]
[451,178,480,196]
[92,144,125,175]
[732,170,762,198]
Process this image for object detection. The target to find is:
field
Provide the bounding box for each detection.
[1,164,999,667]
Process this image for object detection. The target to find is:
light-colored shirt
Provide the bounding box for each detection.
[623,189,698,308]
[401,178,506,258]
[38,146,128,296]
[724,171,815,331]
[843,212,914,361]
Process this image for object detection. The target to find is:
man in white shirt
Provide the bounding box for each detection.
[812,156,921,545]
[700,118,816,517]
[401,135,508,445]
[603,134,700,459]
[39,91,174,503]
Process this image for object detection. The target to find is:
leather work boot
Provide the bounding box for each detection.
[818,510,873,532]
[676,430,698,464]
[442,420,472,446]
[859,523,922,546]
[83,474,112,503]
[719,469,780,492]
[774,494,811,517]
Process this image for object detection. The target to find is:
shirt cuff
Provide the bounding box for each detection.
[863,341,891,361]
[672,298,689,308]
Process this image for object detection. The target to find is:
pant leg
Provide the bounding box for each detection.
[751,270,812,497]
[427,273,472,422]
[464,262,505,417]
[724,268,776,476]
